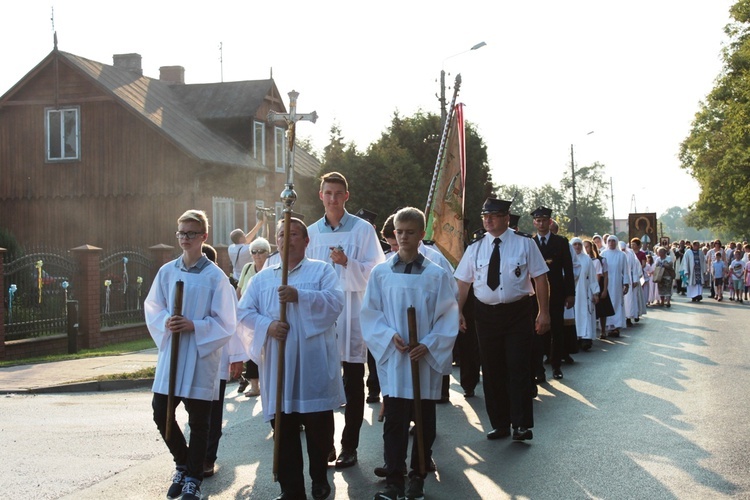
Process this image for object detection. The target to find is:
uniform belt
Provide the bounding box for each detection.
[476,295,531,310]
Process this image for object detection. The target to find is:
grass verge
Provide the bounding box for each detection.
[0,337,156,368]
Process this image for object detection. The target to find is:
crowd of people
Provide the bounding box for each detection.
[141,174,749,500]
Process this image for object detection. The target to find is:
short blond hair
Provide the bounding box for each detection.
[178,209,209,233]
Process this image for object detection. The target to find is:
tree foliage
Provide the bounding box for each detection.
[679,0,750,237]
[316,111,493,232]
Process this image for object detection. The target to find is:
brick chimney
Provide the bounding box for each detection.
[159,66,185,85]
[112,53,143,76]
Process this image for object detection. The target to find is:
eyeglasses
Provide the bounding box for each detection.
[251,249,268,255]
[175,231,205,240]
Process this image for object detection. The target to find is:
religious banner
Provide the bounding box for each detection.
[425,103,466,267]
[628,212,657,251]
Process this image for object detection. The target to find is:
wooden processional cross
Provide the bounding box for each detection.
[266,91,317,482]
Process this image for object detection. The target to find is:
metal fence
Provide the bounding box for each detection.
[3,247,79,341]
[99,248,154,328]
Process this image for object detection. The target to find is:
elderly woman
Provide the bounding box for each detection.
[571,238,600,350]
[654,246,675,307]
[236,237,272,397]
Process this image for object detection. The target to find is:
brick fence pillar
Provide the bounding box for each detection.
[0,247,6,360]
[71,244,103,349]
[213,244,230,276]
[149,244,177,273]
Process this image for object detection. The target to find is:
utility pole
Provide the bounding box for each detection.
[610,177,616,235]
[570,144,578,236]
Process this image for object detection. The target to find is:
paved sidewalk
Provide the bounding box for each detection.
[0,348,157,394]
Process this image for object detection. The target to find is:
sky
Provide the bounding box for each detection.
[0,1,736,220]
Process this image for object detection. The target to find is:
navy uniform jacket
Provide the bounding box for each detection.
[533,232,575,306]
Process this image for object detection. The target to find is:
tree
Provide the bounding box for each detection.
[317,110,493,232]
[679,0,750,236]
[560,161,612,236]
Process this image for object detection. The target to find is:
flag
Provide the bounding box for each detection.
[425,103,466,268]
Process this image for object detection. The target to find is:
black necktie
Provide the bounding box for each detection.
[488,237,501,290]
[540,236,547,249]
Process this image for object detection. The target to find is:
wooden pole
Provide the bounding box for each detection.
[407,306,425,476]
[166,280,184,441]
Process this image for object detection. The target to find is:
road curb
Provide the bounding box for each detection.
[0,378,154,395]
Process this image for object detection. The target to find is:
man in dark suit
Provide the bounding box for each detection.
[531,207,575,381]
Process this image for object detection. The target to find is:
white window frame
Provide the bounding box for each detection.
[212,197,235,246]
[253,121,266,166]
[45,106,80,161]
[275,126,287,173]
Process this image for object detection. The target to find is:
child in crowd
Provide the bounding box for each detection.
[728,249,745,304]
[712,251,726,302]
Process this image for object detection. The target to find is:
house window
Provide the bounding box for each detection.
[253,121,265,166]
[212,197,235,246]
[275,126,287,173]
[46,107,80,161]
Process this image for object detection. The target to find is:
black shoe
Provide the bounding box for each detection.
[405,474,425,500]
[487,428,511,440]
[626,318,633,327]
[374,464,407,477]
[203,461,215,478]
[181,479,202,500]
[274,492,307,500]
[327,446,336,462]
[464,389,475,398]
[427,457,436,472]
[312,480,331,500]
[166,468,186,499]
[512,427,533,441]
[373,484,404,500]
[581,339,592,351]
[534,374,546,385]
[366,394,381,403]
[553,368,563,380]
[335,449,357,469]
[634,317,640,323]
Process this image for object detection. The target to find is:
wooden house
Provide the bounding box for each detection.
[0,46,321,252]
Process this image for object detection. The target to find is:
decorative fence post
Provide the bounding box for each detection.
[71,244,103,349]
[149,243,176,280]
[0,247,6,360]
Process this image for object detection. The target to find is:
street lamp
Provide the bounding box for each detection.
[439,41,487,129]
[570,130,594,236]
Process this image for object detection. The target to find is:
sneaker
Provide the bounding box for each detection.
[405,475,425,500]
[167,468,186,499]
[181,479,202,500]
[373,484,405,500]
[237,376,249,393]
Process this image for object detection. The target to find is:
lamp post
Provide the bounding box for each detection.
[570,131,594,236]
[440,41,486,129]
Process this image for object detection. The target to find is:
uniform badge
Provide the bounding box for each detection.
[515,266,521,277]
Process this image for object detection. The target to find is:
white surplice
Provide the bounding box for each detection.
[360,256,459,400]
[306,212,386,363]
[237,258,345,422]
[601,243,629,330]
[573,251,600,340]
[145,258,237,401]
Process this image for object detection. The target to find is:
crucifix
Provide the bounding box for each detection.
[266,90,317,482]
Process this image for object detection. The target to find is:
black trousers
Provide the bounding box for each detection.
[243,360,259,379]
[341,361,365,451]
[152,392,212,481]
[474,296,534,431]
[383,396,436,488]
[272,410,334,497]
[532,300,564,373]
[457,288,481,392]
[205,378,227,464]
[366,350,381,398]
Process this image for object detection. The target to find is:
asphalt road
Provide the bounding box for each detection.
[2,296,750,499]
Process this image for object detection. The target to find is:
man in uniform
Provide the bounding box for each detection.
[531,207,575,381]
[454,198,550,441]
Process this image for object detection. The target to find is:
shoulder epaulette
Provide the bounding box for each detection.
[469,234,484,245]
[515,231,533,238]
[423,239,436,246]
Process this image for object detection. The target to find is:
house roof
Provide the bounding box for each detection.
[59,51,265,170]
[171,80,275,121]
